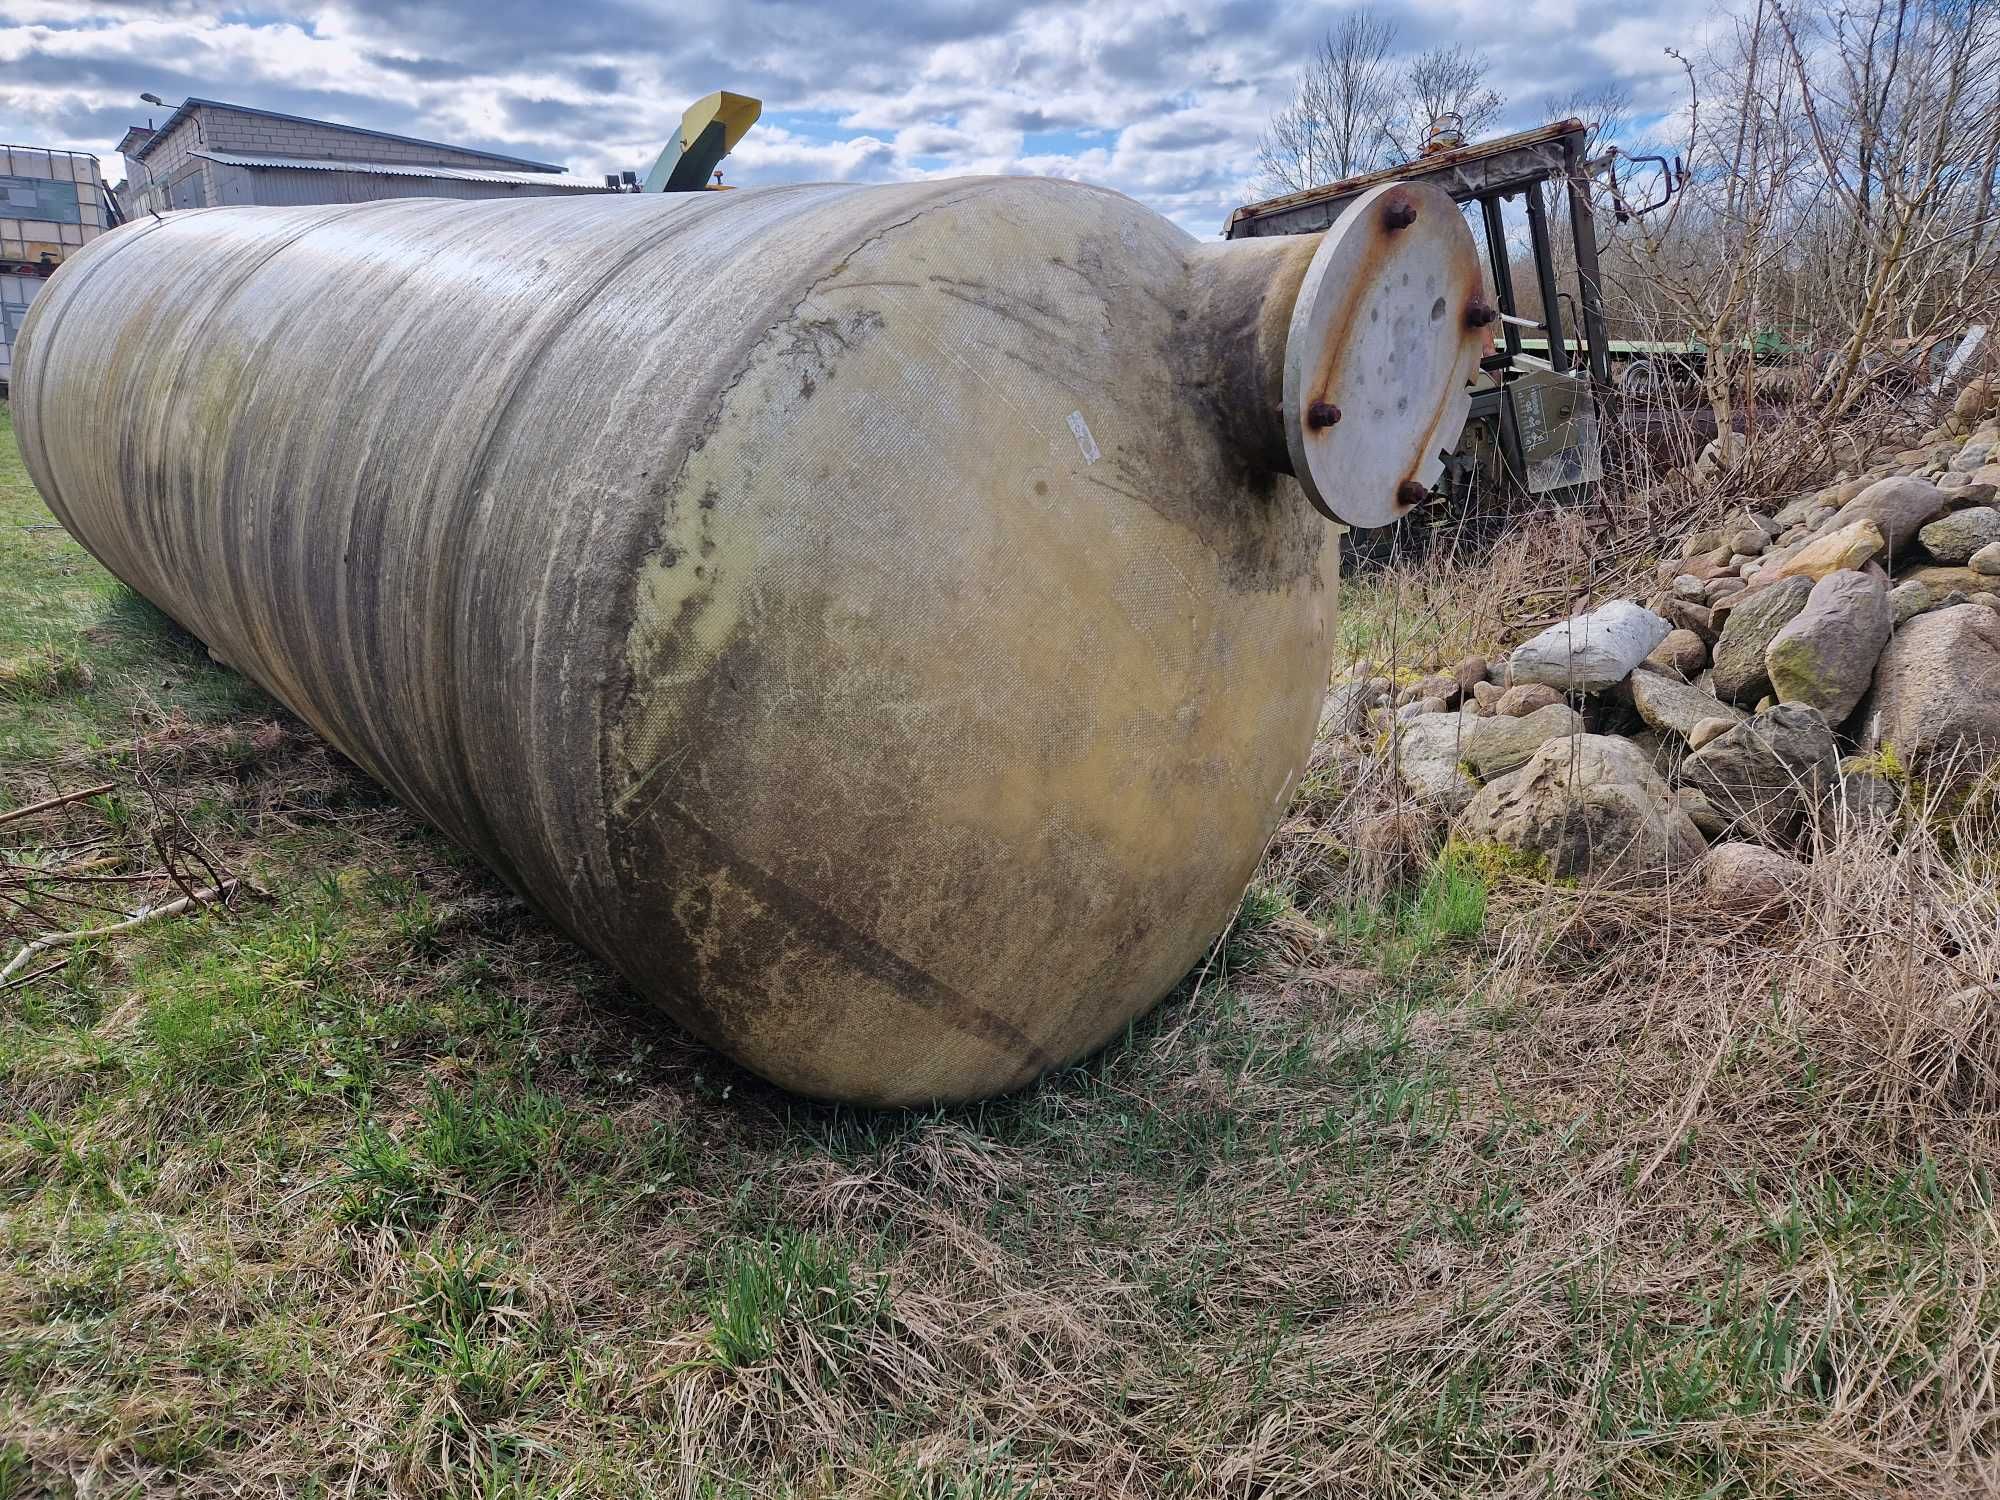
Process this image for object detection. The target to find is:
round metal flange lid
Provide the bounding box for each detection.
[1283,180,1486,528]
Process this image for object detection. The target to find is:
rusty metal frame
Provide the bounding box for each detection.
[1562,131,1614,402]
[1228,117,1618,498]
[1224,119,1584,240]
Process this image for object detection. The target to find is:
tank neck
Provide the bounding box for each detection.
[1179,184,1486,529]
[1179,235,1319,482]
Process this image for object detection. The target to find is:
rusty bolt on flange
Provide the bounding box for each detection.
[1396,478,1430,509]
[1465,298,1498,329]
[1381,194,1419,231]
[1306,400,1341,430]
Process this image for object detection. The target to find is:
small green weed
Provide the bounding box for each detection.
[704,1232,888,1376]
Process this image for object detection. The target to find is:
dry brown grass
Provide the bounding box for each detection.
[4,403,1998,1496]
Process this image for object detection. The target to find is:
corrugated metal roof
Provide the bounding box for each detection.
[193,150,613,191]
[134,98,560,171]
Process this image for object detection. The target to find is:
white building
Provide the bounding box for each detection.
[117,98,614,215]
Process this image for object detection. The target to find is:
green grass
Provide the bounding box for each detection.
[2,401,1996,1496]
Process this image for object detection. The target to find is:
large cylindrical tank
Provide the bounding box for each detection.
[16,176,1479,1104]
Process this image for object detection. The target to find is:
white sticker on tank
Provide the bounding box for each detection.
[1066,410,1101,465]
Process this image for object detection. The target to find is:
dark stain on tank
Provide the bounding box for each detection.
[781,309,886,398]
[621,790,1056,1077]
[608,594,1060,1082]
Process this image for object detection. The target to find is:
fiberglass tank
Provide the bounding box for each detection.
[15,176,1481,1105]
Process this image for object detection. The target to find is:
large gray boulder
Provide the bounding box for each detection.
[1825,475,1949,558]
[1388,712,1482,812]
[1630,668,1747,741]
[1711,575,1812,704]
[1507,601,1670,692]
[1388,703,1589,810]
[1455,733,1707,884]
[1917,506,2000,563]
[1858,603,2000,777]
[1764,568,1893,726]
[1460,702,1586,781]
[1681,703,1839,846]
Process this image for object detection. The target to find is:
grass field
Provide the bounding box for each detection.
[2,400,1996,1498]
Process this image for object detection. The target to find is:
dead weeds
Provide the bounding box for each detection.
[2,402,1996,1496]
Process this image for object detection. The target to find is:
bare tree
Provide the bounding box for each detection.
[1257,12,1399,193]
[1773,0,2000,413]
[1540,81,1633,157]
[1384,44,1506,159]
[1609,0,1821,439]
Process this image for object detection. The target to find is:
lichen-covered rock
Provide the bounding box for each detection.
[1764,568,1892,726]
[1506,601,1671,692]
[1460,703,1586,781]
[1887,579,1935,625]
[1630,668,1746,741]
[1769,519,1886,581]
[1388,712,1483,811]
[1455,733,1707,884]
[1858,603,2000,778]
[1711,575,1812,704]
[1389,701,1591,807]
[1906,564,1995,594]
[1682,703,1839,846]
[1917,505,2000,562]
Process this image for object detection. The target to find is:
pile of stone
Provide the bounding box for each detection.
[1330,381,2000,909]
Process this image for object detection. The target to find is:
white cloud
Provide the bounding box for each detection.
[1,0,1722,235]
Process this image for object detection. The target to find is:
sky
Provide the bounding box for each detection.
[0,0,1715,236]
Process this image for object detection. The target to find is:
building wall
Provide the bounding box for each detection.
[0,148,109,390]
[0,147,107,262]
[204,162,604,207]
[123,104,560,215]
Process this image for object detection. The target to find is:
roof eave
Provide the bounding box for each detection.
[129,96,562,172]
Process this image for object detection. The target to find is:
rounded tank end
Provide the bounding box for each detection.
[1282,181,1485,529]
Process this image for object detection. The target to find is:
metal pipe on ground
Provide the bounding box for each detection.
[16,176,1480,1104]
